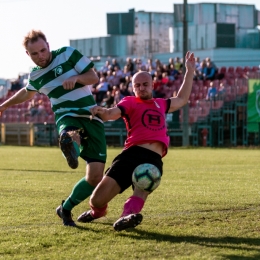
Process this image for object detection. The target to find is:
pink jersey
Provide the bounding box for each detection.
[117,96,171,157]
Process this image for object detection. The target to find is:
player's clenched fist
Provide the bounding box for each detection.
[63,76,77,90]
[90,106,105,117]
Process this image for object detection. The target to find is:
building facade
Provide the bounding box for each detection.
[70,9,173,59]
[70,3,260,69]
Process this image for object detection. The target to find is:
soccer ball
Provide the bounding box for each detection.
[132,163,161,192]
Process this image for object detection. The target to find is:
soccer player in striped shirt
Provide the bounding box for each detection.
[0,30,106,227]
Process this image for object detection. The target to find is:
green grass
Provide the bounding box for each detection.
[0,146,260,259]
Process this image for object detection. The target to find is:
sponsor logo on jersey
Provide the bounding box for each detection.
[53,65,63,77]
[141,109,165,131]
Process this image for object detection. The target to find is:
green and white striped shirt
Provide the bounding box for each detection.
[26,46,101,124]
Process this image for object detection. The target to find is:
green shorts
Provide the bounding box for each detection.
[56,116,107,163]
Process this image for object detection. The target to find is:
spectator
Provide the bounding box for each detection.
[154,69,162,80]
[114,66,123,78]
[169,64,179,80]
[127,85,134,96]
[147,65,156,77]
[24,99,38,117]
[218,83,226,100]
[0,85,8,99]
[139,64,148,72]
[125,57,135,75]
[163,84,174,99]
[135,58,146,72]
[203,60,216,81]
[111,85,119,97]
[106,70,115,87]
[113,90,121,105]
[155,59,163,72]
[195,57,200,70]
[95,76,110,104]
[167,57,175,70]
[145,58,156,71]
[114,66,124,85]
[11,77,22,91]
[161,72,169,85]
[174,57,183,72]
[193,59,206,80]
[110,58,121,71]
[193,60,207,80]
[206,81,218,100]
[111,70,121,87]
[161,64,170,74]
[100,60,110,76]
[205,57,218,72]
[124,75,132,89]
[119,83,131,99]
[122,66,132,78]
[153,76,164,98]
[37,99,48,116]
[100,91,114,108]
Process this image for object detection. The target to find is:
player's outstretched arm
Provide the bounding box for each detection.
[90,106,121,122]
[168,51,195,113]
[0,88,36,117]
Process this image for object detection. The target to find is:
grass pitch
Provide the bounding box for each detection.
[0,146,260,259]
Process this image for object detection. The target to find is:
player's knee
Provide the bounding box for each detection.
[85,174,103,186]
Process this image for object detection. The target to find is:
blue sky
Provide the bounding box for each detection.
[0,0,259,79]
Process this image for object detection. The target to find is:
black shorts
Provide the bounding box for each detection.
[105,146,163,193]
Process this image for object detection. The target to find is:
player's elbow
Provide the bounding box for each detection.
[84,69,99,85]
[88,75,99,85]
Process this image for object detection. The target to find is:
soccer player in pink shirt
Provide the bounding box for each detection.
[77,51,195,231]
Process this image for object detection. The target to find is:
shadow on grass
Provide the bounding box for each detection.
[116,229,260,259]
[75,220,260,259]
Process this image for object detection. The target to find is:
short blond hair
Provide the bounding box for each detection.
[23,30,47,49]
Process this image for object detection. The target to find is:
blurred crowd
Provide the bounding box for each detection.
[1,56,259,110]
[92,56,229,108]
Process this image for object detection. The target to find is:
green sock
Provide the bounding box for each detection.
[63,177,95,211]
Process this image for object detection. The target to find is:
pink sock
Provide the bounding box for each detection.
[121,196,145,217]
[90,204,107,218]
